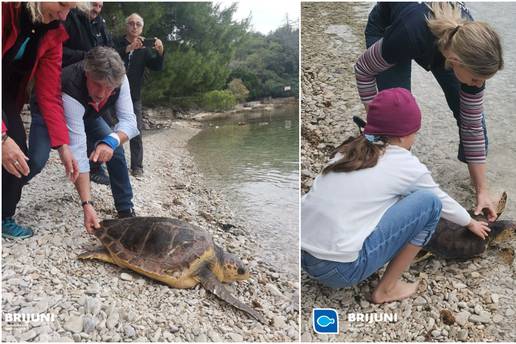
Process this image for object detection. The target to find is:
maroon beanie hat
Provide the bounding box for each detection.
[364,88,421,137]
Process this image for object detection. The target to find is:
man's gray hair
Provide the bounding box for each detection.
[84,46,126,87]
[125,13,144,25]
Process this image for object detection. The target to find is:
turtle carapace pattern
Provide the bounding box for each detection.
[78,217,266,324]
[422,192,515,260]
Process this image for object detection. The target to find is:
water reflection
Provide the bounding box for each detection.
[188,106,299,277]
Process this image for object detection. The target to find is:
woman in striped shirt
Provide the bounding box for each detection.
[354,2,503,221]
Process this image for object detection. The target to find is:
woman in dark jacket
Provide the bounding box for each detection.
[2,2,79,239]
[354,2,503,221]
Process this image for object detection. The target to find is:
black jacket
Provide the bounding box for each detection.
[62,9,113,67]
[114,36,165,102]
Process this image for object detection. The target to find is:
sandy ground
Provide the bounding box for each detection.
[2,119,299,342]
[301,2,515,342]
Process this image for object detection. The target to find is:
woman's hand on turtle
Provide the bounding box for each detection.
[466,219,491,240]
[57,144,79,182]
[474,191,497,222]
[83,204,101,234]
[2,136,29,178]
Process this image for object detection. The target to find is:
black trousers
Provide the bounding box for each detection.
[129,100,143,170]
[2,109,28,219]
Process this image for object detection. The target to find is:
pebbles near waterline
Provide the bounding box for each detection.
[301,2,515,342]
[2,119,299,342]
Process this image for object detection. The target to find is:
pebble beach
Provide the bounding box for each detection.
[2,116,299,342]
[301,2,515,342]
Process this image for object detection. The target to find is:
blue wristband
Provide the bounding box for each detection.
[99,135,119,150]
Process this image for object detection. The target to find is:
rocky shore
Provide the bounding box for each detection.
[301,2,515,342]
[2,117,299,341]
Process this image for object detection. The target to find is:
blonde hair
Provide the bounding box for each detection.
[426,2,503,77]
[25,2,90,24]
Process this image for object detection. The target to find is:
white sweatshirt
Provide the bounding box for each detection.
[301,145,471,263]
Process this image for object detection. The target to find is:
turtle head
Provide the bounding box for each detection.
[488,220,516,244]
[221,252,250,282]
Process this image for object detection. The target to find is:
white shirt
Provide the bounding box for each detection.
[62,75,139,173]
[301,145,471,263]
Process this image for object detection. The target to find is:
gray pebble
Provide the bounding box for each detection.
[120,272,133,281]
[83,315,96,334]
[18,329,38,342]
[195,333,207,342]
[106,312,119,329]
[458,329,468,341]
[414,296,427,305]
[208,329,222,342]
[469,311,491,324]
[229,333,243,342]
[124,324,136,338]
[455,311,470,326]
[63,315,83,333]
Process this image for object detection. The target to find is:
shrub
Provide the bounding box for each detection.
[201,90,236,111]
[228,78,250,102]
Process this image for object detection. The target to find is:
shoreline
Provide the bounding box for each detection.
[2,118,299,341]
[142,97,297,125]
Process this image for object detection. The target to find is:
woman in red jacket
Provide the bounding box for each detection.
[2,2,79,239]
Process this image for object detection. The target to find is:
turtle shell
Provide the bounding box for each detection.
[94,217,219,285]
[423,192,510,259]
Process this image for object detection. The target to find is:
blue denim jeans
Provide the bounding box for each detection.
[28,112,134,212]
[301,190,442,289]
[364,4,488,163]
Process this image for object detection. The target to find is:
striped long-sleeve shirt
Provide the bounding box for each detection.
[354,2,487,164]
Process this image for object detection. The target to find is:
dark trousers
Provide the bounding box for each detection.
[364,4,488,163]
[129,100,143,170]
[2,110,28,219]
[28,112,134,212]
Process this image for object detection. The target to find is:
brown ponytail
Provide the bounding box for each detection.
[426,2,503,77]
[322,135,388,175]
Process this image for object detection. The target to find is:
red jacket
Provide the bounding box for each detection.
[2,2,69,147]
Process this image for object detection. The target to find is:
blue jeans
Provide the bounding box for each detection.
[364,4,488,163]
[28,112,134,212]
[301,190,442,289]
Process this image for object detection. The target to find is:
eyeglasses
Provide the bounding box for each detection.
[127,21,143,28]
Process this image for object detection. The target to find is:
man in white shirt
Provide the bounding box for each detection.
[28,46,139,233]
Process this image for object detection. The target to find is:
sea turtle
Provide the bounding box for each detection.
[416,192,515,261]
[78,217,266,323]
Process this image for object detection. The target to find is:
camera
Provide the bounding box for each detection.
[142,38,156,48]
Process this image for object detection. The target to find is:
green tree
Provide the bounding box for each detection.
[102,2,249,107]
[229,21,299,100]
[228,78,250,102]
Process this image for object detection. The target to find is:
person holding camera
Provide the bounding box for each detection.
[114,13,165,177]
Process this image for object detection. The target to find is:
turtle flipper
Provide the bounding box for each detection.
[78,247,115,264]
[198,267,267,324]
[413,250,433,264]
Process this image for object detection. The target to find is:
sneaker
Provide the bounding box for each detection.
[90,171,110,185]
[2,218,33,239]
[117,208,136,219]
[131,168,144,177]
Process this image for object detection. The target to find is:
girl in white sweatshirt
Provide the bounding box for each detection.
[301,88,490,303]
